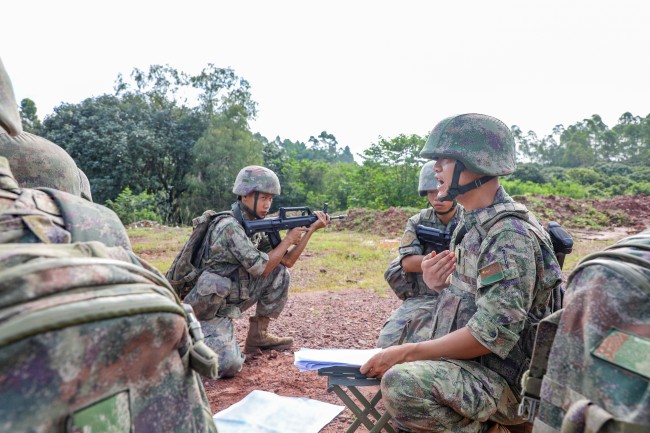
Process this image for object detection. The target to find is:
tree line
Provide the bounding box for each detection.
[19,64,650,225]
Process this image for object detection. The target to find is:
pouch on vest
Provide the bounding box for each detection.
[185,270,232,320]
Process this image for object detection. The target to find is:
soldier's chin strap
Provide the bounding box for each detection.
[434,200,457,216]
[439,160,494,202]
[239,191,265,220]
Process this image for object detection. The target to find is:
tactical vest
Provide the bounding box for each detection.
[432,202,562,391]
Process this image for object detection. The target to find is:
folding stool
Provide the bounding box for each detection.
[318,366,395,433]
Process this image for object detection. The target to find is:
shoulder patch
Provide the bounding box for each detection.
[479,261,504,285]
[592,329,650,379]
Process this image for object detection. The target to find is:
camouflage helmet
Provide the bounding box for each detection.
[419,113,516,176]
[0,57,90,200]
[232,165,281,196]
[0,132,85,198]
[418,160,439,197]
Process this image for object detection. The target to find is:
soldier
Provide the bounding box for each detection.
[361,113,562,433]
[183,165,330,378]
[0,58,218,432]
[378,160,463,348]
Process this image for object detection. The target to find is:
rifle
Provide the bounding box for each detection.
[546,221,573,269]
[415,224,456,254]
[239,203,347,248]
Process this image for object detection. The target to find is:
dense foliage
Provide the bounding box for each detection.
[25,64,649,225]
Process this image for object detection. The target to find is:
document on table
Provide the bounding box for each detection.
[294,347,382,372]
[213,390,344,433]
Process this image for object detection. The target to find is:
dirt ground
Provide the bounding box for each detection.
[204,289,399,432]
[202,194,650,432]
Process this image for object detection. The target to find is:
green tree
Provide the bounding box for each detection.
[349,134,426,208]
[181,106,264,221]
[19,98,42,135]
[508,163,548,184]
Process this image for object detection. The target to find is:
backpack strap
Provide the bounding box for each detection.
[519,309,563,421]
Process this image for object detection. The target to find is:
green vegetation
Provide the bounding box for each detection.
[21,62,649,226]
[106,187,163,225]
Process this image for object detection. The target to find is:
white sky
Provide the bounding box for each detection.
[2,1,649,159]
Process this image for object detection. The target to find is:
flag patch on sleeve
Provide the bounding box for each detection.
[479,261,504,285]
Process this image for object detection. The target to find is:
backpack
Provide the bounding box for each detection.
[522,229,650,433]
[0,242,219,433]
[166,209,234,298]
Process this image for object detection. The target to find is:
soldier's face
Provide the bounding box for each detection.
[427,190,453,212]
[242,192,274,217]
[433,158,455,200]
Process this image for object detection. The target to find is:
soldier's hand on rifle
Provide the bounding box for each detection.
[422,250,456,292]
[308,211,330,233]
[284,227,308,245]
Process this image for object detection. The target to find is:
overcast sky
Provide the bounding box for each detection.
[2,1,649,158]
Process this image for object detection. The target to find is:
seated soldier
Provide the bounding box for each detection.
[378,160,463,348]
[362,114,562,433]
[183,165,330,378]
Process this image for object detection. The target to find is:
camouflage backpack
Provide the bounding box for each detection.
[0,242,219,433]
[521,229,650,433]
[165,207,235,299]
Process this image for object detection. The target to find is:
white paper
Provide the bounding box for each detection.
[294,347,382,371]
[213,390,344,433]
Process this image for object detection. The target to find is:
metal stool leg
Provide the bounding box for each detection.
[329,384,395,433]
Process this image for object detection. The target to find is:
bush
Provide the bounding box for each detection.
[106,187,163,225]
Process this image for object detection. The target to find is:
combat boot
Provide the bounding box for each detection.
[244,315,293,352]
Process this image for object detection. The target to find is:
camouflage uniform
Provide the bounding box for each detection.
[382,186,562,433]
[183,202,290,378]
[378,206,463,348]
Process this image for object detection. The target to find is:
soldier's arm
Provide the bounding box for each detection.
[398,214,426,272]
[280,211,329,268]
[361,327,490,378]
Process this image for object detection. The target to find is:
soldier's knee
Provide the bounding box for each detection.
[381,364,415,403]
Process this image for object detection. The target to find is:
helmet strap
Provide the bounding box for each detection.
[434,200,457,215]
[439,161,494,202]
[240,191,265,220]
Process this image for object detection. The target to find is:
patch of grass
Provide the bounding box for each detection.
[127,226,191,273]
[289,231,396,295]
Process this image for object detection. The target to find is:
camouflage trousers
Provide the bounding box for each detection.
[376,295,438,348]
[199,265,290,378]
[381,359,523,433]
